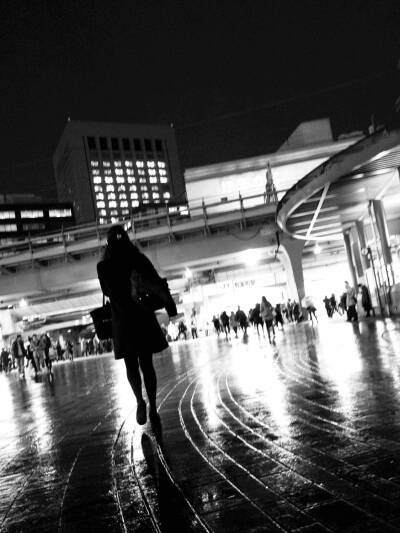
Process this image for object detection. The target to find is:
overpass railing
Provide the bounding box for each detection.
[0,190,280,267]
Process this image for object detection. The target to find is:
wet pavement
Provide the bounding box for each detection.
[2,319,400,532]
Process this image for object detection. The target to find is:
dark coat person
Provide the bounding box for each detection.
[97,225,174,427]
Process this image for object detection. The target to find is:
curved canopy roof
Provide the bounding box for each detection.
[276,126,400,241]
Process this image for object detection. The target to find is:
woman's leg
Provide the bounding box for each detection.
[124,357,144,403]
[138,353,157,415]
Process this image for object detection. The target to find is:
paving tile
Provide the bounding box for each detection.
[2,320,400,531]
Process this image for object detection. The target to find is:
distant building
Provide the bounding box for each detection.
[53,120,185,224]
[0,199,74,243]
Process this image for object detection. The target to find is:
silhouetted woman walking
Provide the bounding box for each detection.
[97,226,175,426]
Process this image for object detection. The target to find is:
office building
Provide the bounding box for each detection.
[53,120,185,224]
[0,198,74,243]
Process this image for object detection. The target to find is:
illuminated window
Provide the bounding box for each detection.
[131,200,139,207]
[108,193,116,200]
[119,193,127,200]
[21,210,44,218]
[147,161,155,168]
[114,161,122,167]
[151,185,159,191]
[96,193,104,200]
[109,201,117,208]
[0,224,17,232]
[106,185,115,192]
[138,170,145,176]
[91,161,99,167]
[49,208,72,218]
[104,169,112,176]
[148,169,156,176]
[125,161,133,167]
[140,186,148,191]
[130,193,138,199]
[111,210,118,216]
[99,217,106,224]
[129,184,137,191]
[97,201,105,208]
[127,176,135,184]
[158,161,166,169]
[105,177,113,184]
[160,177,168,184]
[120,201,128,208]
[143,199,149,204]
[164,192,171,199]
[94,185,102,192]
[111,216,118,223]
[92,169,100,175]
[118,185,126,191]
[136,161,144,168]
[149,177,158,184]
[99,209,107,216]
[142,192,149,199]
[126,169,134,176]
[159,169,167,176]
[0,211,15,219]
[116,177,125,184]
[115,169,123,176]
[152,193,160,199]
[93,177,102,184]
[139,178,146,184]
[103,161,111,167]
[122,208,129,215]
[22,222,46,231]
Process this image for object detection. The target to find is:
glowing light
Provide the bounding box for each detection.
[184,268,193,279]
[314,244,322,254]
[242,248,264,267]
[19,298,28,308]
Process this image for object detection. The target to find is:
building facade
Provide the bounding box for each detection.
[0,202,74,243]
[53,120,185,224]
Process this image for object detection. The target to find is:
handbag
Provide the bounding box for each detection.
[90,295,112,340]
[131,272,177,316]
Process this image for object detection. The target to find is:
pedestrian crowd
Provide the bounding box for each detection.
[0,332,110,379]
[323,281,373,323]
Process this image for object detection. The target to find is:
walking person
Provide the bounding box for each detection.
[323,296,332,317]
[11,335,27,379]
[212,315,221,336]
[220,311,230,338]
[190,315,198,339]
[275,304,284,330]
[260,296,275,343]
[345,281,358,322]
[358,283,373,317]
[303,296,318,324]
[97,225,176,427]
[252,304,264,336]
[235,306,248,336]
[229,311,238,338]
[30,334,41,374]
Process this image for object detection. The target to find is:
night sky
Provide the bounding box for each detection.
[1,0,399,200]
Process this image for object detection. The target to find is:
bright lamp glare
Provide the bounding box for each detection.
[314,244,322,255]
[19,298,28,308]
[243,249,263,267]
[184,268,193,279]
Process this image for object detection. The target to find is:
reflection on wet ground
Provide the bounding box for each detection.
[2,319,400,531]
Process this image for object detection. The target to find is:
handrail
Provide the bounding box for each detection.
[0,189,282,261]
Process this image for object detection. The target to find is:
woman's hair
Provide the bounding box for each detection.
[103,225,138,260]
